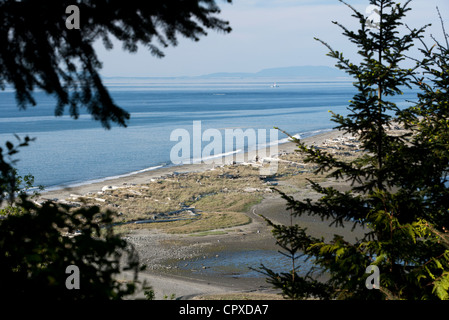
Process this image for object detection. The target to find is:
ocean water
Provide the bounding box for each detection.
[0,78,416,190]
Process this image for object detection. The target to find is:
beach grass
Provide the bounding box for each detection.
[56,130,370,238]
[193,192,263,213]
[73,163,274,235]
[158,211,251,234]
[112,211,251,235]
[67,152,338,236]
[191,292,286,300]
[94,165,265,215]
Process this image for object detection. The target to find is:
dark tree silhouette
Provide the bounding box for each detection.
[0,197,143,300]
[0,0,232,128]
[0,1,232,300]
[261,0,449,300]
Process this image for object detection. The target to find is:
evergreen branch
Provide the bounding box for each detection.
[436,6,449,49]
[337,0,365,20]
[265,0,449,300]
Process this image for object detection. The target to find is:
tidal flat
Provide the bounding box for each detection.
[37,127,407,299]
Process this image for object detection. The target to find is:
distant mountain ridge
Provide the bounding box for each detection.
[199,66,348,79]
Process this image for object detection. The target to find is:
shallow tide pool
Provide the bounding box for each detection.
[177,249,315,278]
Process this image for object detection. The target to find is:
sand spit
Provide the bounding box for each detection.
[34,125,405,299]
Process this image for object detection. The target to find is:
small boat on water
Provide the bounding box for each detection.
[271,82,279,88]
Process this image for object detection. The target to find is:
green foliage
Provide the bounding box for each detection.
[164,293,177,300]
[263,0,449,300]
[0,139,145,300]
[143,286,156,300]
[0,196,144,300]
[0,169,45,216]
[14,171,44,197]
[0,135,33,205]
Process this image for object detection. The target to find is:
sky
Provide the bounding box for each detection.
[95,0,449,77]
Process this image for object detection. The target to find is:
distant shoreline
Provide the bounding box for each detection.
[101,65,349,80]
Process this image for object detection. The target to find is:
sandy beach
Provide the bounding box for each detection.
[38,129,342,202]
[36,129,369,300]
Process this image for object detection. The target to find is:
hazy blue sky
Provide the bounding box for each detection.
[96,0,449,77]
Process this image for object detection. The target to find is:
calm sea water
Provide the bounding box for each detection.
[0,78,416,190]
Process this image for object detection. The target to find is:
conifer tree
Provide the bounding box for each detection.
[261,0,449,300]
[0,1,233,299]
